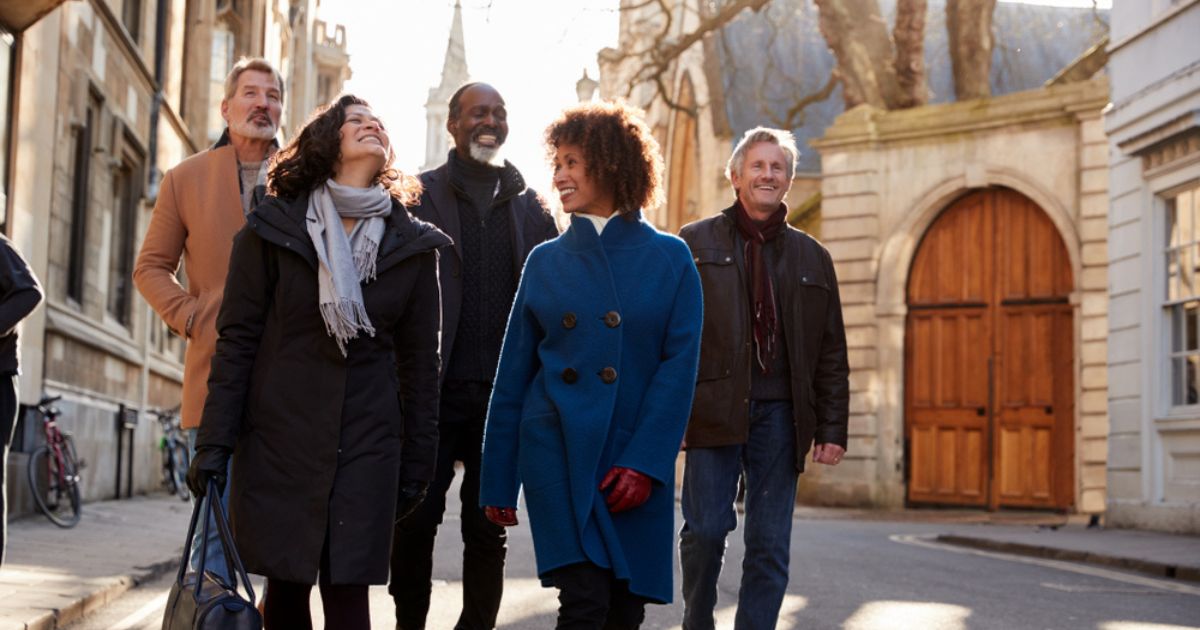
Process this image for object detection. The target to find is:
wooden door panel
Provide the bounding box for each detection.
[907,308,988,506]
[996,305,1070,507]
[909,193,990,306]
[907,187,1074,510]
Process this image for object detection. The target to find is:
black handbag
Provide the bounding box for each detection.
[162,479,262,630]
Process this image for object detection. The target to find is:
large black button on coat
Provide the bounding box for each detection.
[562,367,579,384]
[599,367,618,384]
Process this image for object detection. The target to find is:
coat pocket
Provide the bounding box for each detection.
[518,412,568,491]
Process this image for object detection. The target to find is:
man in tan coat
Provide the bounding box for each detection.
[134,57,283,583]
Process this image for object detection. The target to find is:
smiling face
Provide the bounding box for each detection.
[731,141,793,219]
[448,84,509,166]
[336,104,389,175]
[221,70,282,142]
[552,143,615,217]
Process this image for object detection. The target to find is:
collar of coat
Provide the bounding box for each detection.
[717,202,796,248]
[558,210,654,252]
[247,192,452,274]
[212,127,281,153]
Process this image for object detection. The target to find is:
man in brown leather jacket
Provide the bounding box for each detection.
[677,127,850,630]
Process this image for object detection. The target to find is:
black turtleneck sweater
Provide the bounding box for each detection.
[445,151,519,384]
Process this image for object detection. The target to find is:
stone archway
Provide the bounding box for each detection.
[872,170,1082,508]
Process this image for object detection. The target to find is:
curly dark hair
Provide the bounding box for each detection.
[544,100,664,217]
[269,94,421,205]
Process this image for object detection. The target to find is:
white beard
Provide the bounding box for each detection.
[468,141,505,167]
[230,118,278,141]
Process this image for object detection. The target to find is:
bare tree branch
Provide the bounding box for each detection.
[617,0,771,115]
[773,73,839,129]
[892,0,928,108]
[946,0,997,100]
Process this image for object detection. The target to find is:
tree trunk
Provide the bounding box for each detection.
[947,0,997,101]
[893,0,928,108]
[814,0,904,110]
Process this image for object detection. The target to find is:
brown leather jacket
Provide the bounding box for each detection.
[679,205,850,471]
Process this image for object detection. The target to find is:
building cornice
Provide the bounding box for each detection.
[812,79,1110,151]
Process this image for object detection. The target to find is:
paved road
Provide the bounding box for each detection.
[61,475,1200,630]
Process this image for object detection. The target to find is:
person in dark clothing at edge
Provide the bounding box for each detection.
[390,82,558,630]
[0,236,43,568]
[678,127,850,630]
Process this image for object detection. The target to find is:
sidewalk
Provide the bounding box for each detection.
[0,494,191,630]
[934,522,1200,582]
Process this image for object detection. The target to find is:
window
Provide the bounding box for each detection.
[207,23,235,141]
[107,146,142,325]
[1165,182,1200,406]
[317,72,333,107]
[67,96,100,303]
[121,0,142,43]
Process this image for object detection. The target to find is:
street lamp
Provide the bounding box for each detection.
[575,69,598,102]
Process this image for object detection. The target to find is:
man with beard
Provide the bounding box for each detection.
[134,57,283,585]
[390,82,557,630]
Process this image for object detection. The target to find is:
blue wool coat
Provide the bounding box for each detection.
[480,213,702,603]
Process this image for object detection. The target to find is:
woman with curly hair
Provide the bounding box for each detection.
[187,94,448,629]
[480,100,703,628]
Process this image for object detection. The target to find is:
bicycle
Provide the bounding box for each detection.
[152,405,190,501]
[26,395,85,528]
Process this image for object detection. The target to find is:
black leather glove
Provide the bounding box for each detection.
[395,480,429,522]
[186,446,230,498]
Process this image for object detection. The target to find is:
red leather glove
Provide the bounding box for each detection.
[484,506,518,526]
[600,467,651,513]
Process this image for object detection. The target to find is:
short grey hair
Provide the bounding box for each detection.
[223,57,285,102]
[725,126,799,186]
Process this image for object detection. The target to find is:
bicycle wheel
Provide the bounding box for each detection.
[26,444,82,528]
[169,441,190,501]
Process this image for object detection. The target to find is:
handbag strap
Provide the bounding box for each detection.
[175,492,204,586]
[207,478,258,605]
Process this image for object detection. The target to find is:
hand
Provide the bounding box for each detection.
[812,443,845,466]
[600,466,651,513]
[186,446,230,497]
[395,480,429,522]
[484,506,518,527]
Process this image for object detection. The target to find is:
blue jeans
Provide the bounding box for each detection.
[186,428,233,586]
[679,400,797,630]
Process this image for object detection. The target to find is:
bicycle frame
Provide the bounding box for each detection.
[39,407,74,490]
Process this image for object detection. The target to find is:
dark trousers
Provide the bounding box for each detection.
[264,534,369,630]
[0,375,17,568]
[389,380,506,630]
[551,562,647,630]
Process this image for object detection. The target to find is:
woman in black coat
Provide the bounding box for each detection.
[186,95,447,629]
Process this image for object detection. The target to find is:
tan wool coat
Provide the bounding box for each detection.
[134,142,246,429]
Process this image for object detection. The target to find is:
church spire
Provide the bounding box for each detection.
[439,0,469,91]
[422,1,471,172]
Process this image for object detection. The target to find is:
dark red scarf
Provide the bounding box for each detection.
[733,201,786,374]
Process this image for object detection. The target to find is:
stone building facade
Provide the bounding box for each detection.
[1,0,350,515]
[810,79,1111,513]
[1104,0,1200,534]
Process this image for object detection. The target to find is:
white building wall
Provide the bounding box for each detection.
[1104,0,1200,533]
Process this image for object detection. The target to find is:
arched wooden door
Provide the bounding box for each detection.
[905,188,1075,509]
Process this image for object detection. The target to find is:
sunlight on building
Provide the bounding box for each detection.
[843,600,972,630]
